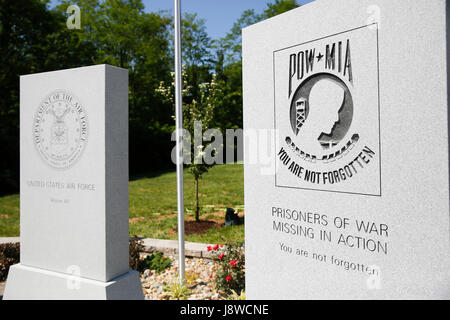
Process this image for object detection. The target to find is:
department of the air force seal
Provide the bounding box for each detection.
[273,24,381,196]
[33,90,88,170]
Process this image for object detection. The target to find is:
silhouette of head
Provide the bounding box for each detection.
[307,79,345,139]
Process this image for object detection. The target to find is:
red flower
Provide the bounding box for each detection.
[230,260,238,267]
[213,244,219,251]
[226,275,232,282]
[207,246,212,252]
[209,274,213,279]
[218,253,224,260]
[220,244,224,248]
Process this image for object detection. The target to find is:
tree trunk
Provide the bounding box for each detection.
[195,177,200,222]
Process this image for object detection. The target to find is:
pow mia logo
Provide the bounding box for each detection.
[289,73,355,154]
[33,90,88,170]
[274,25,381,196]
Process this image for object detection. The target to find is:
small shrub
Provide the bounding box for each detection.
[208,241,245,294]
[129,236,144,271]
[163,280,190,300]
[185,271,199,286]
[0,242,20,281]
[140,252,172,274]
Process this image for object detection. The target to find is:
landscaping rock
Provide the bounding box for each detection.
[140,256,227,300]
[143,269,151,278]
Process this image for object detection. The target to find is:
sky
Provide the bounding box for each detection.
[144,0,315,40]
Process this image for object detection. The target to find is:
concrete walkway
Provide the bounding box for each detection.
[141,238,215,259]
[0,237,19,245]
[0,237,215,259]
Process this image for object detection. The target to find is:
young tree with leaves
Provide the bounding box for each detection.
[157,69,224,222]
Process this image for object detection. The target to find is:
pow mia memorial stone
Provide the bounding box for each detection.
[243,0,450,299]
[3,65,144,300]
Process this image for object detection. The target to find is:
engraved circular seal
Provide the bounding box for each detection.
[32,90,88,170]
[286,73,357,163]
[289,73,354,153]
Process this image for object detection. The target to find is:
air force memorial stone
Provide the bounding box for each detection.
[3,65,144,300]
[243,0,450,299]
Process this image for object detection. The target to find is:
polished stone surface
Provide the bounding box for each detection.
[243,0,450,299]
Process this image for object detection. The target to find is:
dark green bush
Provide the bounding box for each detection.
[129,236,144,271]
[140,252,172,274]
[0,242,20,281]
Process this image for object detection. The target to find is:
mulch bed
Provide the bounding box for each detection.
[176,220,223,236]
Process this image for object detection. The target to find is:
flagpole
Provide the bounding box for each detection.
[174,0,185,283]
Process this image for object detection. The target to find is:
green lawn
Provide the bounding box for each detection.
[0,164,244,243]
[0,194,19,237]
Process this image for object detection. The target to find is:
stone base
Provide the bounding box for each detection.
[3,264,144,300]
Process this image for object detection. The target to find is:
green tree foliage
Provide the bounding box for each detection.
[219,0,300,64]
[0,0,301,195]
[182,13,212,68]
[181,12,214,110]
[58,0,174,174]
[213,0,300,139]
[265,0,300,19]
[0,0,96,193]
